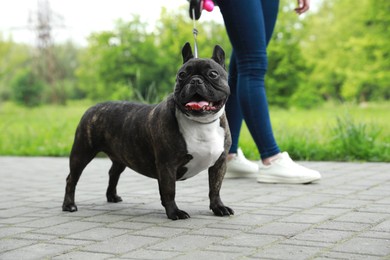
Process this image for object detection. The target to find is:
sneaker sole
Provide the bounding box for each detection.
[257,175,321,184]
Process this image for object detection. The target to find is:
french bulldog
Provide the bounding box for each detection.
[62,42,233,220]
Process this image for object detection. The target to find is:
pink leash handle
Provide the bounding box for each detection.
[203,0,215,12]
[189,0,215,20]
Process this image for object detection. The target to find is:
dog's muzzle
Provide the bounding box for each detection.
[178,79,227,115]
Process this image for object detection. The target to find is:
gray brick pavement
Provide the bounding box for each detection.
[0,157,389,259]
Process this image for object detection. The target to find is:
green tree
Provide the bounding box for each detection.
[302,0,390,102]
[76,7,230,103]
[266,1,314,108]
[76,16,161,101]
[0,36,30,101]
[11,68,46,107]
[52,41,81,100]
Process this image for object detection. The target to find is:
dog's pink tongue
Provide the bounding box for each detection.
[185,101,209,110]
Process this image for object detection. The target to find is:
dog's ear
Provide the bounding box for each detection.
[182,42,194,64]
[211,45,225,69]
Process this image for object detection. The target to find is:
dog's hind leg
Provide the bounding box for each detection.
[62,142,97,212]
[106,161,126,203]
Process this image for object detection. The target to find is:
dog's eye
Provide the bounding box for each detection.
[208,70,219,79]
[178,71,187,80]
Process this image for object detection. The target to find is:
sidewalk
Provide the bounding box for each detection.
[0,157,389,259]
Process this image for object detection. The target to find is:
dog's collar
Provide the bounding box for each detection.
[175,107,224,125]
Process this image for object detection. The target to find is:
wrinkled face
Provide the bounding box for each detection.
[174,43,230,119]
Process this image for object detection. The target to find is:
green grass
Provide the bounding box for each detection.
[239,102,390,162]
[0,101,90,156]
[0,101,389,161]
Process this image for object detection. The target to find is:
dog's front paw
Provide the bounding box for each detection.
[62,203,78,212]
[211,205,234,217]
[107,194,123,203]
[167,209,191,220]
[164,201,191,220]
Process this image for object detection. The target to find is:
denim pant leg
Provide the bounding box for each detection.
[217,0,281,159]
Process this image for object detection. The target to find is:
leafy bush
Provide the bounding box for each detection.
[11,69,45,107]
[289,83,323,109]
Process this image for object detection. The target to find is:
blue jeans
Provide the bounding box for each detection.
[216,0,281,159]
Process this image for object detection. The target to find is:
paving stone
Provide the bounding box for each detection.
[59,209,109,218]
[111,206,157,217]
[132,226,188,238]
[375,196,390,204]
[280,238,333,248]
[1,157,389,259]
[275,194,334,209]
[0,227,34,239]
[127,213,174,224]
[0,238,35,252]
[47,238,95,246]
[292,229,354,243]
[205,244,256,255]
[359,204,390,214]
[120,249,181,259]
[220,213,279,226]
[332,237,390,256]
[188,227,242,238]
[34,220,103,236]
[52,251,114,260]
[316,221,372,232]
[13,232,58,241]
[317,251,383,260]
[359,230,390,240]
[279,213,331,224]
[251,243,322,260]
[66,227,129,241]
[216,233,282,248]
[371,219,390,233]
[174,249,242,260]
[0,217,37,225]
[333,211,389,224]
[18,216,75,228]
[161,217,220,229]
[301,207,350,217]
[320,198,370,209]
[248,222,312,237]
[0,243,75,260]
[106,220,155,230]
[81,214,131,223]
[245,194,291,204]
[148,235,222,252]
[0,207,39,218]
[83,234,161,254]
[207,222,254,231]
[249,207,296,216]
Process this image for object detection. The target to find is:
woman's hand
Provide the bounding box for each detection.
[295,0,310,15]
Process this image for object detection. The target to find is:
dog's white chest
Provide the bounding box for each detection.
[176,110,225,180]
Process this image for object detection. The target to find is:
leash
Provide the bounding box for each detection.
[188,0,215,58]
[191,8,199,58]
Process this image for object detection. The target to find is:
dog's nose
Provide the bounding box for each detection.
[191,78,204,85]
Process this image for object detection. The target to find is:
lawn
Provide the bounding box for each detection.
[0,101,389,162]
[228,102,389,162]
[0,101,88,156]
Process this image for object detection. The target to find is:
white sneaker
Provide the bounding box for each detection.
[257,152,321,184]
[225,148,259,178]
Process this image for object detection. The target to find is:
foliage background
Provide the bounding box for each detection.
[0,0,389,161]
[1,0,388,106]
